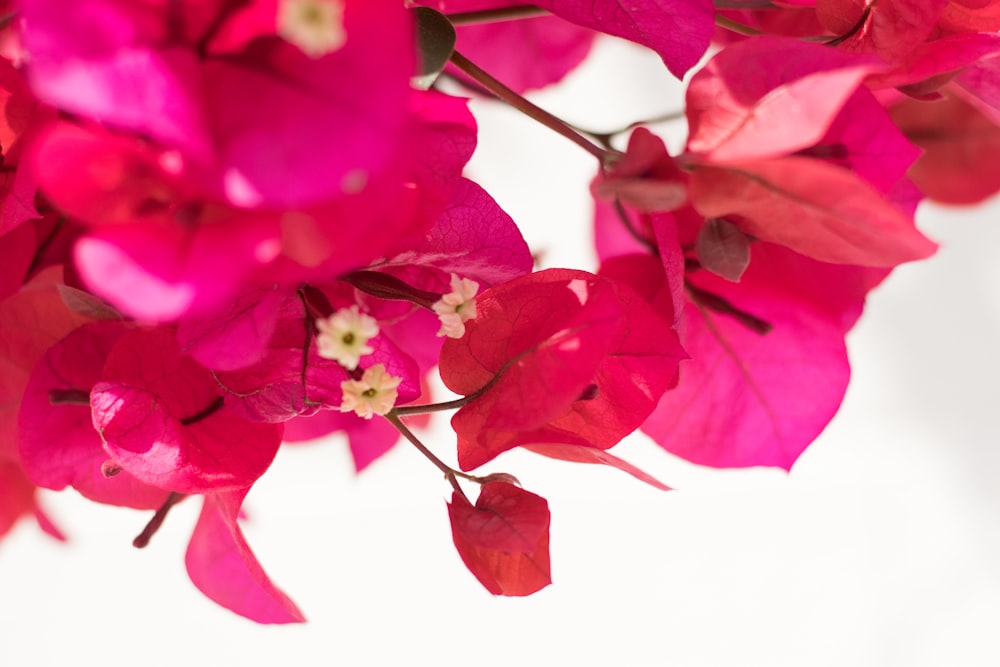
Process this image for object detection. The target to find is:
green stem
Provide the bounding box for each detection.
[391,395,470,417]
[714,14,762,36]
[446,5,549,25]
[449,49,615,163]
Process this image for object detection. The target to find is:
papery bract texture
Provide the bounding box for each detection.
[448,481,551,596]
[688,158,937,267]
[642,243,887,469]
[186,489,305,624]
[686,36,880,162]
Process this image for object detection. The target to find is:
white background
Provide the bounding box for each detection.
[2,37,999,666]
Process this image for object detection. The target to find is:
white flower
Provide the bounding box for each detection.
[432,274,480,339]
[340,364,402,419]
[315,305,379,370]
[278,0,347,59]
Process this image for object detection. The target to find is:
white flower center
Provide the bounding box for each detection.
[278,0,347,59]
[315,305,378,370]
[340,364,402,419]
[432,274,480,339]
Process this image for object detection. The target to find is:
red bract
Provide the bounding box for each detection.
[186,489,305,624]
[0,222,34,301]
[447,481,551,596]
[439,268,685,471]
[90,328,282,493]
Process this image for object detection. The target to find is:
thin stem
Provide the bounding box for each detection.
[446,5,549,25]
[613,198,659,255]
[825,2,872,46]
[714,15,762,36]
[133,492,186,549]
[685,282,772,334]
[0,10,18,30]
[49,388,91,406]
[179,396,225,426]
[570,109,688,150]
[449,49,614,162]
[385,412,471,500]
[391,395,471,417]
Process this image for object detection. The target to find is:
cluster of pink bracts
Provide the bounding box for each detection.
[1,0,998,622]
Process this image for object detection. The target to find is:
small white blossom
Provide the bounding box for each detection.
[278,0,347,59]
[340,364,402,419]
[432,274,479,339]
[315,305,379,370]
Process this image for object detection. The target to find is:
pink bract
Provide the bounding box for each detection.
[18,321,170,508]
[186,489,305,624]
[90,327,282,493]
[642,242,886,469]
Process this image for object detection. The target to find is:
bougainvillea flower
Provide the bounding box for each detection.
[21,0,416,208]
[18,321,171,508]
[447,481,551,596]
[31,90,479,322]
[315,305,380,370]
[90,327,282,493]
[211,283,420,423]
[186,489,305,624]
[340,363,403,419]
[439,268,685,471]
[432,273,479,338]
